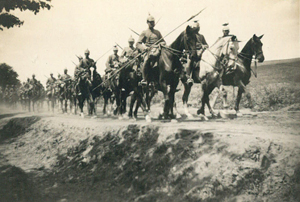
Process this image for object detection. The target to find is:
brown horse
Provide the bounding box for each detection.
[145,25,198,119]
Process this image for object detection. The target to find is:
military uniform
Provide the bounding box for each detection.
[105,52,120,74]
[136,16,166,83]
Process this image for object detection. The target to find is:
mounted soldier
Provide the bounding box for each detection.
[46,73,57,96]
[121,36,140,72]
[105,46,120,79]
[185,21,209,83]
[30,74,38,86]
[61,68,72,84]
[136,14,166,85]
[74,49,97,94]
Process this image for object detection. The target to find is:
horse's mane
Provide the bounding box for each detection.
[169,31,185,51]
[239,37,253,57]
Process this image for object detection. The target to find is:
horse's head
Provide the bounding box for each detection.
[252,34,264,62]
[220,35,240,69]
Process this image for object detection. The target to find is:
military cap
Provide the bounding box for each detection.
[222,23,230,31]
[113,46,118,51]
[192,20,200,28]
[85,49,90,54]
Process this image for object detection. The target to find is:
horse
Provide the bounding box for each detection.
[28,82,44,112]
[213,34,265,114]
[46,84,58,113]
[181,35,240,119]
[100,75,115,116]
[117,58,151,120]
[57,78,76,114]
[75,67,101,117]
[145,25,198,119]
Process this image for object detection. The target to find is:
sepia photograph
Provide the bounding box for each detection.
[0,0,299,201]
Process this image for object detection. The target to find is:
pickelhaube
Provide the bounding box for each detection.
[147,14,155,22]
[64,68,68,72]
[32,74,35,77]
[128,36,135,43]
[113,46,118,51]
[85,49,90,54]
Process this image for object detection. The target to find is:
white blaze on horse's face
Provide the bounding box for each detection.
[90,67,94,81]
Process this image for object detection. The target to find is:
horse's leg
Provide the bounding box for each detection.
[160,80,169,119]
[182,83,193,118]
[205,84,218,117]
[79,97,85,118]
[234,80,249,116]
[168,87,176,119]
[128,93,136,118]
[197,81,209,120]
[103,94,107,115]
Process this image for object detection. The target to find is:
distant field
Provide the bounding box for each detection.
[250,58,300,86]
[151,58,300,112]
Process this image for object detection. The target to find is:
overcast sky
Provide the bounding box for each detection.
[0,0,299,85]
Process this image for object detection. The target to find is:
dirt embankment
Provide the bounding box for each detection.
[0,112,300,202]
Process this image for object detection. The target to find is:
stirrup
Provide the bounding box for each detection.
[139,80,147,86]
[187,78,194,85]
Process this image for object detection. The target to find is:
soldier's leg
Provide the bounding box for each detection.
[141,54,150,84]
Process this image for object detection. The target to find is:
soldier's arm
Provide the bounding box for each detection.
[136,31,147,52]
[120,49,126,58]
[105,56,112,69]
[157,31,166,46]
[202,35,208,47]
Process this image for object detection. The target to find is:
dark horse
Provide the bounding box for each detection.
[75,67,102,117]
[217,34,265,114]
[103,59,149,120]
[145,25,197,119]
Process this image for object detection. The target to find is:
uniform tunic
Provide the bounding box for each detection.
[105,54,120,72]
[121,46,138,59]
[136,28,166,52]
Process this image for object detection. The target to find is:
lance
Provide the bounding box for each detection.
[93,7,206,91]
[72,61,77,66]
[115,42,124,50]
[95,46,114,62]
[128,27,140,36]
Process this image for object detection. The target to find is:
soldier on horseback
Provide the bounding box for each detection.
[46,73,57,96]
[121,36,140,72]
[61,69,72,83]
[185,21,209,83]
[136,14,166,85]
[74,49,97,95]
[30,74,38,86]
[105,46,120,80]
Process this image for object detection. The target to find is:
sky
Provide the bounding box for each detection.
[0,0,299,85]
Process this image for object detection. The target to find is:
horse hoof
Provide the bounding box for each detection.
[236,111,243,117]
[145,115,152,122]
[186,113,194,119]
[171,119,178,123]
[80,113,84,118]
[176,113,182,119]
[197,109,202,115]
[198,114,208,121]
[118,116,123,120]
[91,115,97,119]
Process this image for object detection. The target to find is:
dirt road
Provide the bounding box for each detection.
[0,106,299,202]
